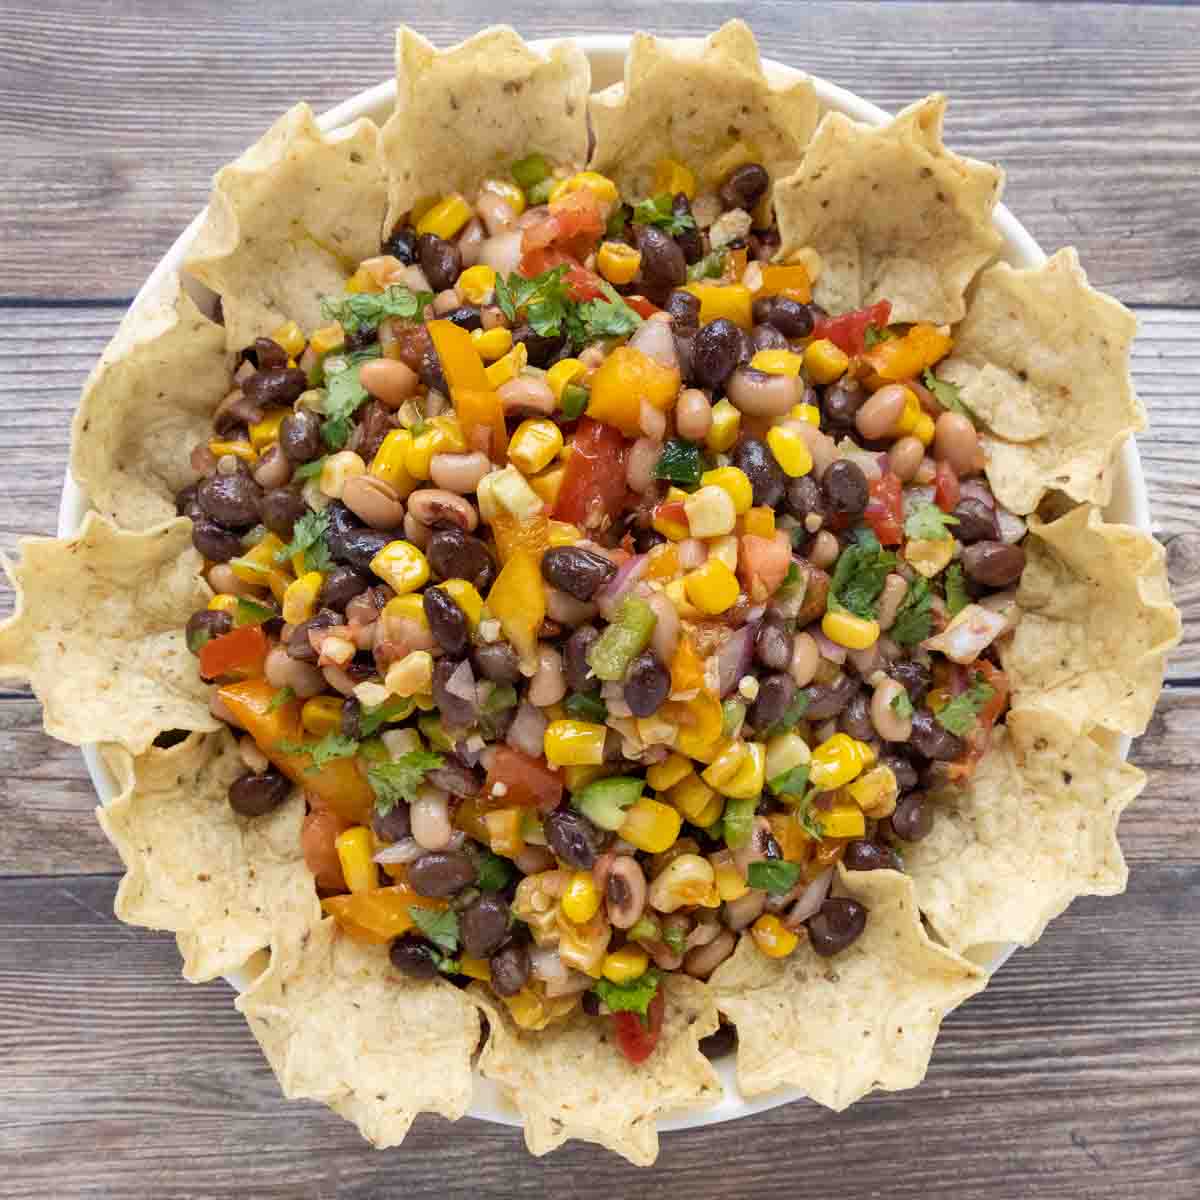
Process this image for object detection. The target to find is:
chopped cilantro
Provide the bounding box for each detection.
[747,860,803,895]
[233,596,276,627]
[632,193,696,237]
[687,249,726,281]
[783,562,801,588]
[267,685,296,713]
[795,795,825,841]
[605,202,630,239]
[891,688,914,720]
[827,540,896,620]
[935,674,996,737]
[652,438,704,486]
[319,285,431,336]
[889,577,933,646]
[768,764,810,797]
[367,750,446,815]
[944,562,970,618]
[567,282,643,344]
[292,456,327,481]
[592,968,662,1020]
[275,732,359,772]
[408,906,460,954]
[275,508,332,573]
[905,502,959,542]
[474,849,512,893]
[922,368,975,423]
[495,266,572,337]
[358,696,415,737]
[863,323,897,348]
[319,349,380,449]
[564,691,608,722]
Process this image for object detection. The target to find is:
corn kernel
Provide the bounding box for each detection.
[668,773,723,827]
[546,357,587,401]
[712,849,749,901]
[385,650,434,698]
[540,519,577,549]
[282,571,323,625]
[596,241,642,286]
[702,740,749,790]
[722,741,766,800]
[821,609,879,650]
[700,466,753,515]
[618,797,683,854]
[913,411,936,447]
[437,579,483,629]
[544,719,606,767]
[816,799,867,839]
[471,326,513,361]
[648,854,719,912]
[248,408,289,452]
[416,193,473,240]
[705,398,742,453]
[652,501,691,542]
[684,559,740,616]
[508,419,564,477]
[560,870,602,924]
[208,593,238,615]
[383,592,429,630]
[484,342,529,389]
[848,764,899,819]
[684,485,737,539]
[457,264,497,305]
[370,540,429,596]
[549,171,619,211]
[751,913,799,959]
[789,402,821,426]
[320,450,367,499]
[805,338,850,384]
[647,753,694,792]
[750,349,804,377]
[208,439,258,466]
[891,387,922,437]
[653,157,696,200]
[602,946,651,985]
[309,323,345,357]
[302,695,344,737]
[766,426,814,478]
[742,506,775,538]
[664,576,703,621]
[335,826,380,894]
[370,429,417,496]
[529,464,567,509]
[344,266,379,295]
[269,320,306,359]
[809,732,872,791]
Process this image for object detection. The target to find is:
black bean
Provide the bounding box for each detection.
[423,587,469,656]
[490,940,531,997]
[843,839,901,872]
[432,657,478,729]
[372,800,412,843]
[889,792,933,842]
[444,305,483,331]
[807,897,868,957]
[748,673,796,732]
[624,651,671,718]
[563,625,600,693]
[461,894,511,959]
[427,526,497,591]
[886,659,931,705]
[259,487,308,539]
[822,381,866,430]
[408,850,477,898]
[471,641,522,686]
[665,289,701,334]
[511,322,565,369]
[426,761,482,798]
[750,323,789,353]
[804,674,859,720]
[699,1023,738,1061]
[278,410,321,463]
[185,609,232,656]
[242,366,309,409]
[353,400,395,465]
[732,437,786,508]
[419,340,447,395]
[176,482,202,520]
[962,541,1026,588]
[197,471,262,529]
[541,546,618,602]
[674,332,695,382]
[383,226,418,265]
[635,225,687,291]
[691,318,747,390]
[417,232,461,292]
[910,709,965,762]
[544,807,606,870]
[672,193,705,264]
[879,751,919,794]
[784,475,827,526]
[287,610,339,662]
[719,162,769,211]
[319,565,371,611]
[822,459,870,517]
[839,691,875,740]
[228,768,290,817]
[952,498,1000,544]
[191,519,244,563]
[390,932,440,980]
[248,337,288,371]
[334,528,390,574]
[755,617,793,672]
[634,528,667,555]
[337,696,362,742]
[762,296,814,339]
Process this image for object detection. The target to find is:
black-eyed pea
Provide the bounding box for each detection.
[406,488,479,532]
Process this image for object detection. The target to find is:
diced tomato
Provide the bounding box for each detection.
[564,262,605,302]
[812,300,892,357]
[613,987,665,1065]
[519,191,604,276]
[863,472,904,547]
[947,660,1010,783]
[482,747,563,814]
[516,246,606,303]
[625,295,661,320]
[738,530,792,602]
[553,418,630,531]
[934,459,960,513]
[198,623,269,681]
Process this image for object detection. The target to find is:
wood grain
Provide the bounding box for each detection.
[0,2,1198,304]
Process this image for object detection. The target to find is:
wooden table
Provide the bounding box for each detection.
[1,3,1197,1196]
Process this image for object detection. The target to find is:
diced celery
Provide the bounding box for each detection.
[418,714,454,752]
[587,596,656,682]
[572,776,643,831]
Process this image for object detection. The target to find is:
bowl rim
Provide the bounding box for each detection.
[58,31,1150,1135]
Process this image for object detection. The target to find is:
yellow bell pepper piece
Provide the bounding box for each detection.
[487,549,544,669]
[662,690,724,762]
[529,464,567,509]
[248,408,290,451]
[752,263,812,303]
[653,157,696,200]
[484,341,528,389]
[416,193,473,240]
[229,532,288,588]
[282,571,323,625]
[861,322,954,383]
[427,320,508,461]
[586,346,681,437]
[683,282,753,330]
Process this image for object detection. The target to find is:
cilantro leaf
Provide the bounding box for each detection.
[408,906,460,954]
[320,350,380,449]
[891,688,914,720]
[632,194,696,236]
[495,267,572,337]
[368,750,446,815]
[267,686,296,713]
[652,438,704,486]
[794,794,825,841]
[905,502,959,542]
[320,285,432,336]
[571,284,643,343]
[687,249,726,281]
[592,968,662,1020]
[783,562,801,588]
[275,508,332,573]
[827,541,896,620]
[474,849,512,893]
[564,691,607,722]
[275,732,359,772]
[944,562,970,618]
[889,576,933,646]
[935,674,996,737]
[747,860,803,895]
[768,764,810,797]
[922,368,976,423]
[233,596,276,627]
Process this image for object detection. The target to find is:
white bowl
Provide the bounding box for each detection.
[59,34,1151,1135]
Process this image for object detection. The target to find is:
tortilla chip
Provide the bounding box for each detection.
[186,102,386,351]
[473,976,720,1165]
[382,27,590,230]
[588,21,818,200]
[237,919,480,1147]
[904,711,1143,955]
[775,96,1004,324]
[97,729,318,982]
[1003,505,1180,738]
[709,867,984,1111]
[937,249,1145,513]
[71,272,233,530]
[0,512,216,754]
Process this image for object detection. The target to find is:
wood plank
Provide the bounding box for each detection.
[0,2,1198,304]
[0,867,1194,1199]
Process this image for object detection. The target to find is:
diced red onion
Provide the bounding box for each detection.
[454,739,483,768]
[478,230,523,276]
[923,603,1010,663]
[545,968,595,998]
[996,506,1027,544]
[506,700,548,758]
[530,946,568,984]
[784,867,834,928]
[676,538,708,571]
[444,658,476,701]
[595,554,648,618]
[373,837,424,866]
[958,479,995,508]
[812,629,848,665]
[716,622,759,697]
[628,314,679,369]
[901,484,935,519]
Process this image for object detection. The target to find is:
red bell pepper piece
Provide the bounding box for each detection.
[934,459,960,513]
[613,987,665,1065]
[863,472,904,547]
[625,295,661,320]
[812,300,892,357]
[198,623,269,681]
[553,418,630,532]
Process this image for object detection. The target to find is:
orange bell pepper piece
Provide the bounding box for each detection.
[768,813,813,863]
[861,322,953,385]
[669,635,707,696]
[586,346,681,437]
[453,795,492,844]
[217,678,375,824]
[753,263,812,303]
[455,388,509,461]
[427,320,508,460]
[486,549,545,670]
[199,624,269,681]
[484,806,526,858]
[491,511,550,564]
[663,690,724,762]
[322,883,448,945]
